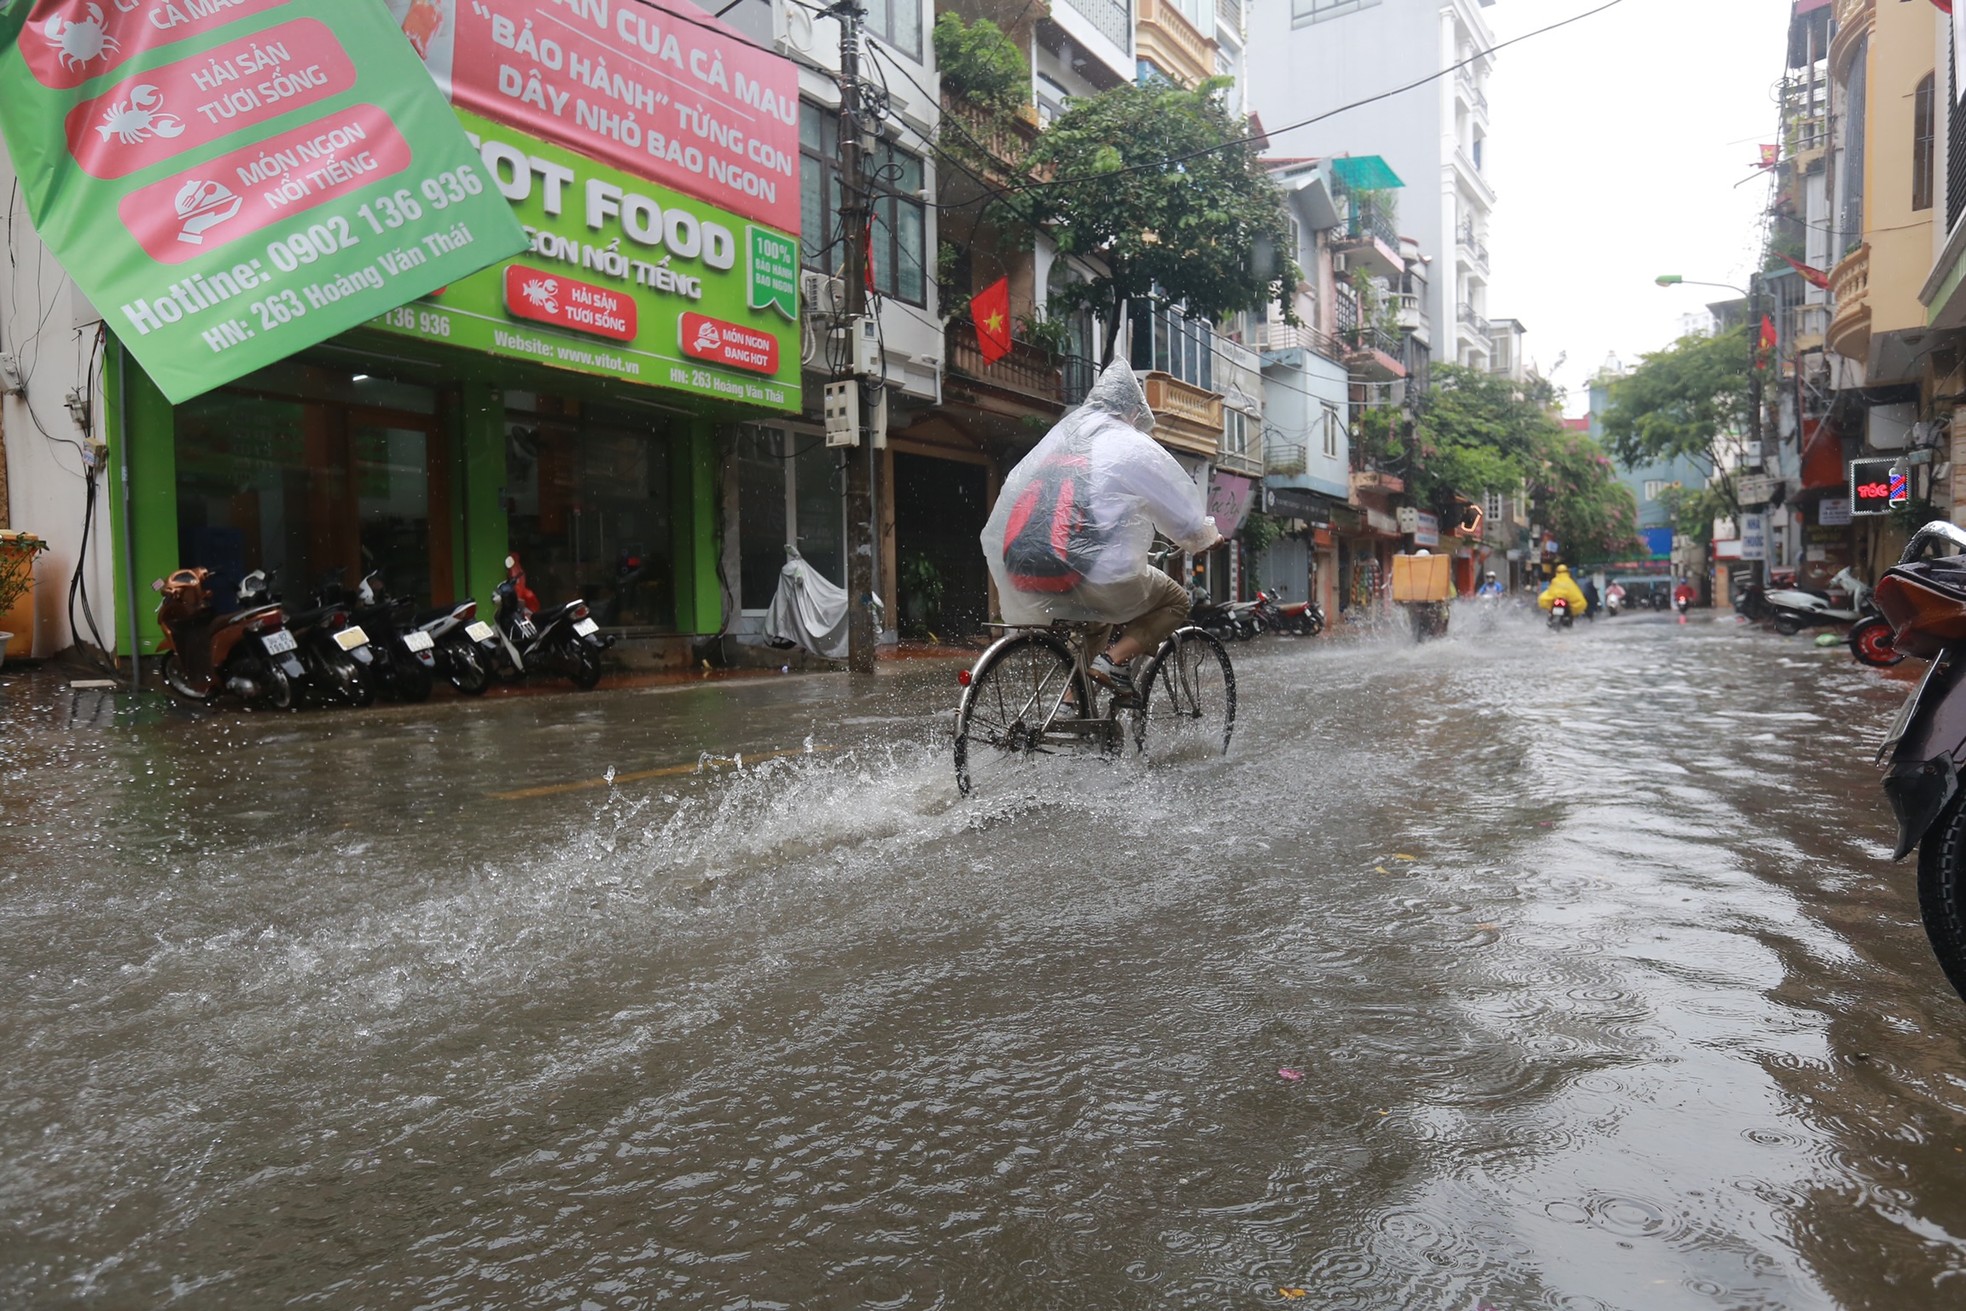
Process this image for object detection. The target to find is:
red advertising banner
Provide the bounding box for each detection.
[18,0,289,90]
[503,264,638,340]
[116,103,414,264]
[413,0,800,233]
[64,19,360,180]
[679,310,778,374]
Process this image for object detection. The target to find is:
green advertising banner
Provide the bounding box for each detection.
[0,0,527,404]
[370,110,800,411]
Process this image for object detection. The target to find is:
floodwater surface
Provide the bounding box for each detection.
[2,609,1963,1309]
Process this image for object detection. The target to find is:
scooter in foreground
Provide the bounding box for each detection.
[1868,521,1966,1004]
[153,567,306,710]
[1547,597,1574,630]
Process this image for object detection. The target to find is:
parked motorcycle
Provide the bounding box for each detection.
[153,567,306,710]
[1763,566,1871,636]
[1270,586,1326,636]
[489,553,611,689]
[1187,576,1240,643]
[239,570,375,707]
[414,597,501,695]
[1548,597,1574,630]
[1221,595,1266,640]
[1868,521,1966,1004]
[321,570,435,702]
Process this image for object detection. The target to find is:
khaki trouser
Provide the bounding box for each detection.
[1112,569,1193,656]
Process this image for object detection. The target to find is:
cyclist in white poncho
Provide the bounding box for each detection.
[981,360,1223,698]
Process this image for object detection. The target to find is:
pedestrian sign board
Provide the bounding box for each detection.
[0,0,527,403]
[1849,456,1903,516]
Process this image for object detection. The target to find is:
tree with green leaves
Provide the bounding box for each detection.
[1023,78,1298,365]
[1597,328,1756,513]
[1373,365,1640,564]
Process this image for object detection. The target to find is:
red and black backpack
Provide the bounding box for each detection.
[1001,450,1099,593]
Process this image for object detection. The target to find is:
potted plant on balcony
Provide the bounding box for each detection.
[1016,310,1070,358]
[0,529,50,666]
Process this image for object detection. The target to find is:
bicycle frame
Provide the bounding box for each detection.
[967,622,1118,746]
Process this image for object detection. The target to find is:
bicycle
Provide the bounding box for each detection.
[952,616,1236,797]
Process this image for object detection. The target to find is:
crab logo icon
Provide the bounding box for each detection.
[43,2,119,74]
[98,86,185,147]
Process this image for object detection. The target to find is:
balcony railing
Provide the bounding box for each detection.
[1136,0,1215,87]
[1256,320,1346,361]
[1142,371,1225,457]
[1457,304,1491,340]
[1267,443,1307,477]
[939,94,1048,181]
[1347,202,1399,249]
[1826,243,1871,361]
[1059,0,1133,50]
[1393,292,1427,332]
[945,319,1066,408]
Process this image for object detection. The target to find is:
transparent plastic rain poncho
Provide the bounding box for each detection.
[981,360,1218,626]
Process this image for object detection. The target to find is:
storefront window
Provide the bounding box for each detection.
[505,396,676,629]
[174,361,444,607]
[737,426,846,609]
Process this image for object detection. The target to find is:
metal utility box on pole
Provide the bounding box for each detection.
[835,0,881,674]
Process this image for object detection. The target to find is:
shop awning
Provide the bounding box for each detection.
[1329,156,1404,191]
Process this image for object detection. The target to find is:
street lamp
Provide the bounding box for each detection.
[1653,274,1750,296]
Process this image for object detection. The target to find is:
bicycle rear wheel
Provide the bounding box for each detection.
[1133,627,1236,760]
[954,632,1088,796]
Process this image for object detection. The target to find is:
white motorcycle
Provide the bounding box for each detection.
[1762,567,1871,636]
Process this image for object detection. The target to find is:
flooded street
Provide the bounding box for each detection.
[5,610,1965,1309]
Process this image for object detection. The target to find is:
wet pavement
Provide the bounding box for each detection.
[3,606,1963,1309]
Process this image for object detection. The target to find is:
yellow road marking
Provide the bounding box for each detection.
[489,744,837,801]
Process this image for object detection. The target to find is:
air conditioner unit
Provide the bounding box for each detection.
[1332,254,1349,274]
[801,270,846,318]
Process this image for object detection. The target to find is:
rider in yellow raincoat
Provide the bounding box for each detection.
[1538,564,1588,614]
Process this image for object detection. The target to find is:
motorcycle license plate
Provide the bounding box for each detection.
[262,629,298,655]
[1880,658,1944,764]
[465,621,494,642]
[334,626,370,652]
[573,617,600,637]
[403,630,435,653]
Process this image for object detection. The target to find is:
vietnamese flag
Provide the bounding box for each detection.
[972,277,1013,364]
[1780,253,1830,289]
[1760,314,1778,357]
[1933,0,1950,13]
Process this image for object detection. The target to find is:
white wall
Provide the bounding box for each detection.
[1,147,116,660]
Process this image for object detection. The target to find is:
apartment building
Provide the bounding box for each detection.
[1246,0,1506,373]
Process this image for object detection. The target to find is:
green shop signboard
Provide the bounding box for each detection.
[371,111,800,411]
[0,0,526,404]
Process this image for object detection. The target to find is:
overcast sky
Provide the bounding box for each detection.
[1484,0,1796,414]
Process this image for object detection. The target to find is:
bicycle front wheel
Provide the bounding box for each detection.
[954,632,1087,796]
[1133,627,1236,760]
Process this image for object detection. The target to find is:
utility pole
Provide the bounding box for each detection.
[836,0,880,674]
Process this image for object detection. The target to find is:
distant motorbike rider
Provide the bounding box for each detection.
[1674,578,1696,611]
[1539,564,1588,615]
[1476,570,1505,598]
